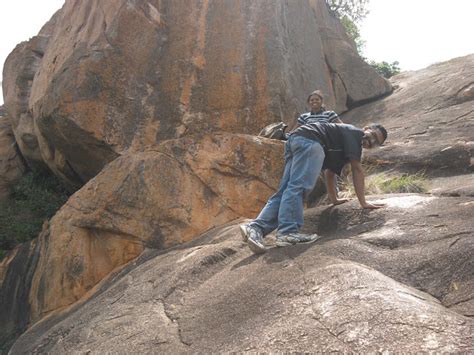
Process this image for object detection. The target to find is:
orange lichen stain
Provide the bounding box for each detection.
[67,100,108,139]
[253,24,269,122]
[179,0,209,112]
[28,220,144,323]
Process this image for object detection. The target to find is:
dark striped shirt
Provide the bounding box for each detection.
[297,109,339,125]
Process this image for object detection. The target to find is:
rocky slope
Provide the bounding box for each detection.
[0,0,473,353]
[9,194,474,353]
[4,55,473,353]
[0,0,392,349]
[344,54,474,178]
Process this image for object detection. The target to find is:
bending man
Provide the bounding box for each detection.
[240,122,387,254]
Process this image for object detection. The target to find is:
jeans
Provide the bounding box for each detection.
[250,135,325,236]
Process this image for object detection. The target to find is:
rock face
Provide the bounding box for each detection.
[0,107,25,200]
[343,54,474,176]
[2,0,390,188]
[1,0,472,353]
[2,13,59,173]
[0,133,284,348]
[10,195,474,353]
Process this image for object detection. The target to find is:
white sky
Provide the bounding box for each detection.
[0,0,64,105]
[360,0,474,70]
[1,0,474,105]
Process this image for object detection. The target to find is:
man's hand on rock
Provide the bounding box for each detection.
[361,202,385,209]
[332,198,349,206]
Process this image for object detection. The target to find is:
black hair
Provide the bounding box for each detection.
[368,123,388,143]
[307,90,324,103]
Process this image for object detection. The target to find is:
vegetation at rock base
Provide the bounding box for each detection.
[339,169,428,198]
[0,171,70,260]
[369,60,401,78]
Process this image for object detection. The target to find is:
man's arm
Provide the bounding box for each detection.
[350,159,384,209]
[325,169,349,205]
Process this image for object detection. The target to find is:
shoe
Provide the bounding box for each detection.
[240,224,266,254]
[275,233,320,247]
[239,224,252,242]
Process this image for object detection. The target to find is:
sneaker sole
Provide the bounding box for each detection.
[247,238,266,254]
[239,225,248,242]
[276,236,321,247]
[275,240,293,247]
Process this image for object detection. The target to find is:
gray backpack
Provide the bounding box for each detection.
[258,122,288,140]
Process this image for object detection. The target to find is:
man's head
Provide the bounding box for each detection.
[307,90,324,112]
[362,124,387,149]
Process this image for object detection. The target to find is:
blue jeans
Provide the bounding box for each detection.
[250,135,325,236]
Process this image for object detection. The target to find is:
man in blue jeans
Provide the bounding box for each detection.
[240,122,388,254]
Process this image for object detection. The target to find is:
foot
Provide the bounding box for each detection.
[239,224,266,254]
[275,233,320,247]
[239,224,251,242]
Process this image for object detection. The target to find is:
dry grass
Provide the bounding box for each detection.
[338,166,428,198]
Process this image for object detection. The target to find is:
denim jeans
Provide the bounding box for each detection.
[250,135,325,236]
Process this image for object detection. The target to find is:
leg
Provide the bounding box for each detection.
[249,141,293,236]
[277,136,325,236]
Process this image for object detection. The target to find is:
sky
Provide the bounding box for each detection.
[0,0,64,105]
[360,0,474,70]
[1,0,474,105]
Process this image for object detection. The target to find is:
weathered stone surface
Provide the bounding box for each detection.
[0,240,39,352]
[3,0,390,187]
[1,133,283,339]
[309,0,391,112]
[2,2,472,352]
[10,194,473,353]
[2,13,59,172]
[343,54,474,175]
[0,108,25,199]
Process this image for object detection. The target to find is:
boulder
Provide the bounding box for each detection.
[2,12,60,173]
[3,0,390,188]
[10,194,473,353]
[342,54,474,175]
[0,133,284,342]
[0,108,25,200]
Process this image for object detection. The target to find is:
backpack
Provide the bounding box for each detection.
[258,122,288,140]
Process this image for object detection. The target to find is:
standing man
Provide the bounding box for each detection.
[240,122,387,254]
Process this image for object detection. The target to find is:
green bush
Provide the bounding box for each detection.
[369,60,401,79]
[0,171,70,258]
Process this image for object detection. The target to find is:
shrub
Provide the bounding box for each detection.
[369,60,401,79]
[339,169,428,198]
[0,171,69,259]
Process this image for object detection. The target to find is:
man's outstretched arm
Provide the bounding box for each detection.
[350,160,385,209]
[324,169,349,205]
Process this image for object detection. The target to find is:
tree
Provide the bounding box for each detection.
[326,0,370,24]
[369,61,401,78]
[339,15,365,54]
[325,0,403,76]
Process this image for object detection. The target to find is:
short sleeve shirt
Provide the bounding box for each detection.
[297,109,339,125]
[291,123,364,175]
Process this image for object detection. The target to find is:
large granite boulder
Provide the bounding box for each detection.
[9,194,474,353]
[2,12,60,173]
[0,108,25,199]
[343,54,474,176]
[2,0,390,188]
[0,133,284,347]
